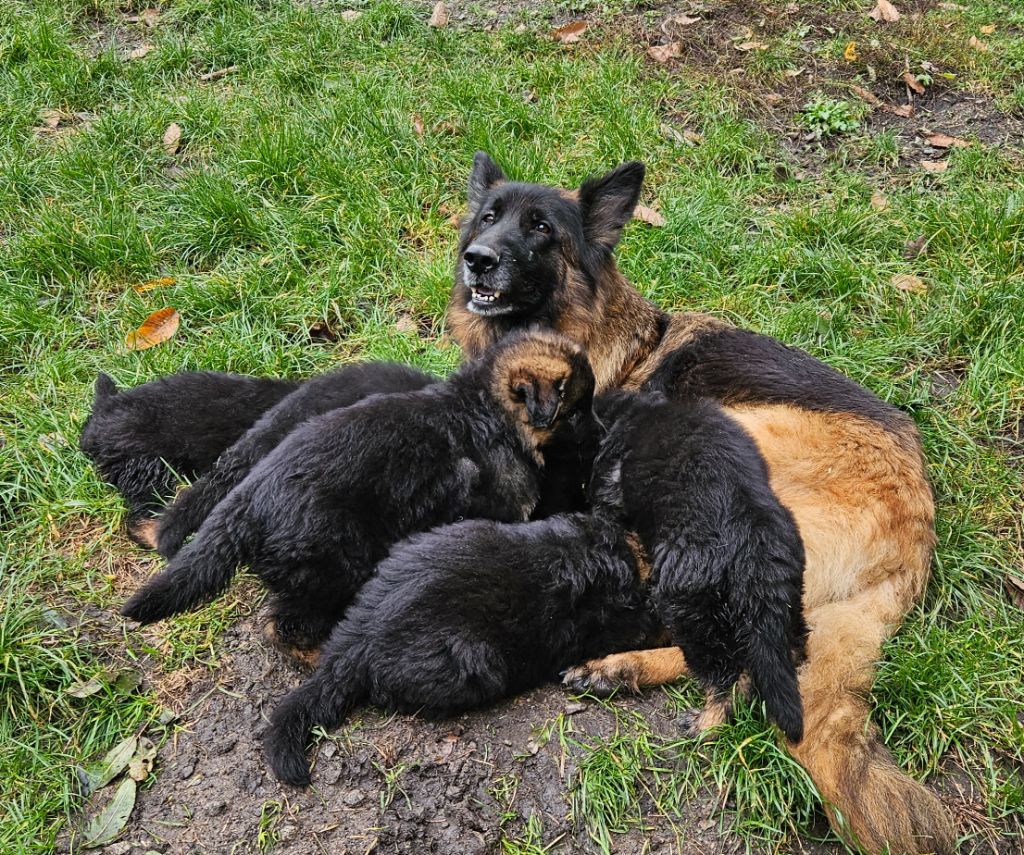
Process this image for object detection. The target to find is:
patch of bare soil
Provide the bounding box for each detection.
[69,609,838,855]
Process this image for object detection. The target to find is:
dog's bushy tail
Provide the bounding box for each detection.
[264,649,368,786]
[121,503,251,623]
[740,540,806,744]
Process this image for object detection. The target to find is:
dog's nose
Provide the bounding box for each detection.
[464,244,500,275]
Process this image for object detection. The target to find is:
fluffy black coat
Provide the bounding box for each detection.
[121,331,597,650]
[79,372,298,541]
[264,510,656,786]
[594,391,807,742]
[155,362,437,558]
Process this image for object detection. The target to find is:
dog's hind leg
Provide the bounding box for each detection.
[562,646,688,695]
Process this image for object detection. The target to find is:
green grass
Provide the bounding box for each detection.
[1,0,1022,852]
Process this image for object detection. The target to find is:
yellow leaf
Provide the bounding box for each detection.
[891,274,926,294]
[979,24,996,34]
[844,41,859,61]
[133,276,176,293]
[125,308,180,351]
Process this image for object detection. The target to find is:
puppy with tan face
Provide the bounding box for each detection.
[121,330,597,652]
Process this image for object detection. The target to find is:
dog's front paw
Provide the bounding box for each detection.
[263,620,321,672]
[561,654,641,697]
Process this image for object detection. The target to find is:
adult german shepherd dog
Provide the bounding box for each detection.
[446,153,954,855]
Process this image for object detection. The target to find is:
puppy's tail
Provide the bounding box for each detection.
[741,543,806,744]
[264,649,368,786]
[121,504,251,623]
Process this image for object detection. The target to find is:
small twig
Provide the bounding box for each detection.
[198,65,238,82]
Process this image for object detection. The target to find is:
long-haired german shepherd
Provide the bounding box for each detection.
[444,153,954,855]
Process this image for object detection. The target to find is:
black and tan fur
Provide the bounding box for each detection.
[154,361,438,558]
[446,153,953,855]
[79,372,299,546]
[121,330,597,651]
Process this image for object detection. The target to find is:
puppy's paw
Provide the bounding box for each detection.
[263,620,321,672]
[676,708,710,740]
[562,654,641,697]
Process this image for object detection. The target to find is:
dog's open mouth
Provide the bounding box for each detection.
[471,285,501,305]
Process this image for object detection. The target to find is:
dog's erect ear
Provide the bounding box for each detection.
[578,161,646,251]
[468,152,507,213]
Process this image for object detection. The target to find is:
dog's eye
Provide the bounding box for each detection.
[534,221,551,234]
[481,212,496,225]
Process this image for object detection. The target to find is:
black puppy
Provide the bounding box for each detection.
[264,509,656,786]
[155,362,437,558]
[122,330,597,650]
[79,372,298,545]
[580,391,807,742]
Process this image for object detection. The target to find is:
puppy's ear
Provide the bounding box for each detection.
[578,161,646,252]
[468,152,507,213]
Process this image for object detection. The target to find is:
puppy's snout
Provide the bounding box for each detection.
[464,244,500,275]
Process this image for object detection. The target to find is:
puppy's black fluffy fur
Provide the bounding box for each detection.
[595,391,807,742]
[264,510,656,786]
[122,330,597,649]
[155,362,437,558]
[79,372,298,541]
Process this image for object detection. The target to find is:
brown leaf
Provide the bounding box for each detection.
[920,159,949,172]
[39,109,63,129]
[844,41,859,62]
[428,1,449,28]
[1006,575,1024,610]
[661,14,699,36]
[683,129,703,144]
[341,10,362,21]
[162,122,182,156]
[882,103,914,117]
[411,114,425,137]
[851,85,881,106]
[125,308,179,351]
[198,65,238,82]
[869,1,901,23]
[902,235,928,260]
[891,273,926,293]
[925,132,969,148]
[735,40,769,51]
[126,8,160,27]
[648,42,681,63]
[634,205,666,227]
[979,24,996,35]
[128,45,154,60]
[395,313,419,335]
[968,35,989,52]
[903,71,925,95]
[133,276,176,293]
[870,190,889,211]
[553,21,587,44]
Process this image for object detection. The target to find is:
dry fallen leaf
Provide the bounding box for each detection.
[634,205,666,227]
[428,1,449,28]
[883,103,914,118]
[198,65,238,82]
[126,8,160,27]
[661,13,699,36]
[341,10,362,21]
[37,109,64,132]
[395,313,418,335]
[920,159,949,172]
[553,21,588,44]
[648,42,681,63]
[902,235,928,260]
[891,273,926,293]
[979,24,996,35]
[1006,575,1024,610]
[125,308,180,351]
[851,85,881,106]
[869,0,901,23]
[411,114,425,136]
[844,41,859,61]
[903,71,925,95]
[735,40,769,51]
[162,122,182,156]
[870,190,889,211]
[925,132,969,149]
[968,35,989,52]
[133,276,176,293]
[683,129,703,144]
[128,45,154,60]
